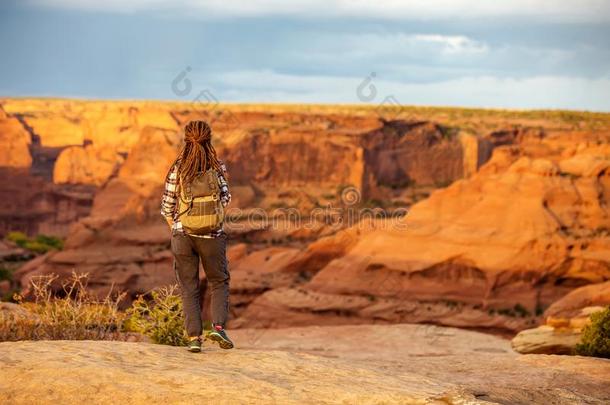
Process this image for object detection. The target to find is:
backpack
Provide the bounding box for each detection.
[176,169,225,235]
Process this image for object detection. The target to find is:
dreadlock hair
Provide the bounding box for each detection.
[176,120,222,186]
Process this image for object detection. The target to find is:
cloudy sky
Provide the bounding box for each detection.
[1,0,610,110]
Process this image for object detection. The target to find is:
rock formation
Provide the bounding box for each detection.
[2,98,610,335]
[235,143,610,333]
[0,98,495,237]
[53,145,124,186]
[511,282,610,355]
[545,281,610,319]
[0,105,31,168]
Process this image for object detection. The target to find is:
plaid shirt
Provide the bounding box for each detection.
[160,159,231,238]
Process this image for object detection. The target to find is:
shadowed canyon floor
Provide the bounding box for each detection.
[1,324,609,404]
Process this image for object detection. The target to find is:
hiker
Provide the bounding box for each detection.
[160,120,234,353]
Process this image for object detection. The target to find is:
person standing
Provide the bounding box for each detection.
[160,120,234,353]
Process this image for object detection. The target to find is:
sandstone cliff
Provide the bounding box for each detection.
[1,99,488,237]
[234,142,610,333]
[2,98,610,335]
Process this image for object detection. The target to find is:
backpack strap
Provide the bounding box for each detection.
[178,172,194,201]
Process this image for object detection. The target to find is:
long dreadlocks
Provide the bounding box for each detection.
[175,120,222,186]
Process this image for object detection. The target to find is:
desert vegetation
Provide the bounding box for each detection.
[6,231,64,254]
[0,272,188,346]
[575,306,610,359]
[2,272,610,359]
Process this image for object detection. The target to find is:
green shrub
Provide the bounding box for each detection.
[6,231,28,248]
[34,234,64,250]
[4,232,63,254]
[575,306,610,358]
[22,241,52,254]
[124,285,188,346]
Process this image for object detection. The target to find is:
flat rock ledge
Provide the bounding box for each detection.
[0,340,478,404]
[1,324,609,404]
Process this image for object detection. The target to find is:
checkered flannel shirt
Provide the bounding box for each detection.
[160,159,231,238]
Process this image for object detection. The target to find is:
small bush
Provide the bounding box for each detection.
[5,232,63,254]
[6,231,28,247]
[124,285,188,346]
[34,234,64,250]
[575,306,610,359]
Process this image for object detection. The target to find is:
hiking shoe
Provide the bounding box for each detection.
[206,324,234,349]
[187,336,202,353]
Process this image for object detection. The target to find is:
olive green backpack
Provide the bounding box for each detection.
[176,169,225,235]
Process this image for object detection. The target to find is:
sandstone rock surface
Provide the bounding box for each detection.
[1,324,609,404]
[511,325,582,355]
[294,145,610,329]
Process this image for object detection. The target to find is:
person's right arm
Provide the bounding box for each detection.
[218,161,231,207]
[160,163,179,230]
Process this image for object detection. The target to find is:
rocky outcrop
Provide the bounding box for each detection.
[4,99,488,302]
[511,324,583,355]
[0,168,95,237]
[53,145,124,186]
[0,100,182,237]
[234,144,610,333]
[0,106,31,168]
[1,324,609,404]
[308,147,609,307]
[511,305,606,354]
[14,126,182,301]
[1,99,178,150]
[360,121,492,198]
[511,282,610,355]
[545,281,610,320]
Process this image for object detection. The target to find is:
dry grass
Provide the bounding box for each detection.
[0,272,188,345]
[0,272,126,341]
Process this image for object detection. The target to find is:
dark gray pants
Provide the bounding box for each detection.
[171,231,230,336]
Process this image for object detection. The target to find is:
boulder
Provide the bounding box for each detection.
[511,325,582,355]
[511,305,607,355]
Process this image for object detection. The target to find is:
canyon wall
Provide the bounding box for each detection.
[0,99,488,237]
[2,98,610,334]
